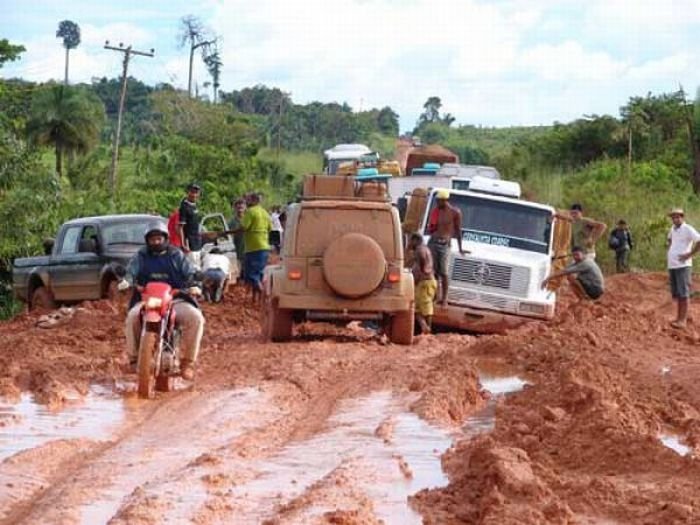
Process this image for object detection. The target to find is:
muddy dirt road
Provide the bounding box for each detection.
[2,274,700,524]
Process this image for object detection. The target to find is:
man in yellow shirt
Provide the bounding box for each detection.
[240,193,272,303]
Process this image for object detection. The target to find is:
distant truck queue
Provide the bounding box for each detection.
[321,142,568,334]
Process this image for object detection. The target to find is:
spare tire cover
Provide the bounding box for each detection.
[323,233,386,298]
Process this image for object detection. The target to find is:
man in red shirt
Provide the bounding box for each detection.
[427,189,466,305]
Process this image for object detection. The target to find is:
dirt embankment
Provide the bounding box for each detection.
[413,273,700,524]
[2,273,700,523]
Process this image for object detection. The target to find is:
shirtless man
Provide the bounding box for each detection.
[426,189,466,305]
[408,233,437,334]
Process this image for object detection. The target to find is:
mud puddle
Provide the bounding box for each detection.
[659,433,692,456]
[463,364,528,437]
[223,391,452,524]
[75,388,272,525]
[0,385,130,462]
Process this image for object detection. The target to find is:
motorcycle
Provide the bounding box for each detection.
[114,264,200,399]
[136,281,182,398]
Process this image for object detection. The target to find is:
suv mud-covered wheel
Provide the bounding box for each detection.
[262,296,293,342]
[31,287,56,311]
[322,233,385,298]
[389,303,414,345]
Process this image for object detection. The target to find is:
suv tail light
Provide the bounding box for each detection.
[387,267,401,283]
[288,269,303,280]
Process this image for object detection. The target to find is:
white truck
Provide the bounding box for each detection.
[390,174,521,205]
[419,188,566,333]
[323,144,373,175]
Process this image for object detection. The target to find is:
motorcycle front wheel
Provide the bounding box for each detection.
[137,330,157,399]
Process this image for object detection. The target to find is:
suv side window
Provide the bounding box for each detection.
[59,226,82,255]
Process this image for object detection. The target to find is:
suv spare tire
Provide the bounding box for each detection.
[323,233,385,298]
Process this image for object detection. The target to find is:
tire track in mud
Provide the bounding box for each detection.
[3,388,278,525]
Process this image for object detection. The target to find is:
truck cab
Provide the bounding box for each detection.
[420,188,562,332]
[323,144,373,175]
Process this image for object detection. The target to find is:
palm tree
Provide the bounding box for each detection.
[56,20,81,85]
[26,85,105,178]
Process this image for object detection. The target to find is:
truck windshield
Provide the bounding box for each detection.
[426,194,552,254]
[103,220,151,245]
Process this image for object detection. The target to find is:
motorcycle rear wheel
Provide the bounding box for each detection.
[137,331,157,399]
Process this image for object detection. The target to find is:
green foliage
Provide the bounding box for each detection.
[56,20,81,49]
[0,39,25,68]
[221,84,398,152]
[26,84,105,176]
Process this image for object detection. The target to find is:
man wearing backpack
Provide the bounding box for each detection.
[608,219,633,273]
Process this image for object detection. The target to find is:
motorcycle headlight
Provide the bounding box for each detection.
[146,297,163,309]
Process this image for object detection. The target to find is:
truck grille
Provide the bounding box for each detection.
[450,258,530,297]
[447,288,519,313]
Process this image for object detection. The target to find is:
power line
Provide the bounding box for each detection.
[103,41,154,206]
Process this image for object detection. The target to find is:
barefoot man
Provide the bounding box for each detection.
[408,233,437,334]
[427,189,466,305]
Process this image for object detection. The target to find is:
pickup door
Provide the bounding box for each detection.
[50,223,104,301]
[201,213,240,279]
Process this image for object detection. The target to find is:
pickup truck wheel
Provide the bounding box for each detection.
[262,296,293,342]
[31,287,56,311]
[389,304,414,345]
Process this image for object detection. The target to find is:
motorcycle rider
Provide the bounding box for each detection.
[122,220,205,381]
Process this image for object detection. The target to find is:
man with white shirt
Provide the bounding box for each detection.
[667,208,700,328]
[201,248,231,303]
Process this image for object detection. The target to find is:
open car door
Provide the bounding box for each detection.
[200,213,240,281]
[547,212,572,291]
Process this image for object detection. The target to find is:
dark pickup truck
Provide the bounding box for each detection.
[12,214,160,309]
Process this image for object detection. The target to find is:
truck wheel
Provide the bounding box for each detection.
[31,287,56,311]
[137,331,156,399]
[389,304,414,345]
[262,296,293,342]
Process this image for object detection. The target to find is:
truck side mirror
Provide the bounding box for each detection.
[43,238,55,255]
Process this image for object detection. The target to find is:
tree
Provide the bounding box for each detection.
[420,96,443,125]
[0,39,25,68]
[377,106,399,136]
[56,20,81,85]
[203,45,222,103]
[26,85,105,178]
[178,15,217,98]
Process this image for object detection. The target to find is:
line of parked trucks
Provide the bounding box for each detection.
[321,142,568,333]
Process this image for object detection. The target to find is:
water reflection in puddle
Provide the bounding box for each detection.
[229,392,450,524]
[463,369,528,437]
[659,434,691,456]
[0,385,129,462]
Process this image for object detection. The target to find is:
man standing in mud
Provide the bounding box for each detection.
[227,198,247,283]
[230,193,272,304]
[178,183,203,270]
[667,209,700,329]
[427,189,466,305]
[408,233,437,334]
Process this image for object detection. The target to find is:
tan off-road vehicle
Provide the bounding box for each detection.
[261,175,415,344]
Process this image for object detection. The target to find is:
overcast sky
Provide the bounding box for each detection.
[3,0,700,132]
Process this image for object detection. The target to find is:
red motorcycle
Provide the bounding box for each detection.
[136,282,182,398]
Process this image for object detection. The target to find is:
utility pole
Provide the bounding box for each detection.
[276,96,284,158]
[104,41,154,205]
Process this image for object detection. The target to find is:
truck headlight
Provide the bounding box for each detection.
[519,302,545,314]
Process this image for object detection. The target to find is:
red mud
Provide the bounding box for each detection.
[2,273,700,523]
